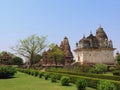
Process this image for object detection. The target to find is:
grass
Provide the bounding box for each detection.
[0,72,96,90]
[104,72,113,76]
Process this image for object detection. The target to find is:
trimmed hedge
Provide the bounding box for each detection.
[17,68,120,90]
[0,66,16,78]
[48,70,120,81]
[46,72,120,90]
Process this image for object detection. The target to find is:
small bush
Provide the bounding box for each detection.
[51,74,57,82]
[39,72,44,78]
[0,66,16,78]
[76,78,87,90]
[61,76,70,86]
[30,70,34,76]
[34,70,39,77]
[109,67,116,71]
[73,65,91,73]
[98,80,116,90]
[113,70,120,76]
[44,73,49,80]
[89,64,107,74]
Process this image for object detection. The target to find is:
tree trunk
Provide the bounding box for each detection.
[29,53,33,68]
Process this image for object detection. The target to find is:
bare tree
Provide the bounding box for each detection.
[12,34,47,68]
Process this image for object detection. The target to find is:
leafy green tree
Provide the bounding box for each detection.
[10,56,23,65]
[117,55,120,65]
[47,43,64,66]
[12,34,47,67]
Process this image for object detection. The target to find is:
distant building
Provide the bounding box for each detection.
[74,26,115,66]
[0,52,12,65]
[41,37,73,67]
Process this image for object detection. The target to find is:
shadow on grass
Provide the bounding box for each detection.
[60,83,74,87]
[0,76,17,79]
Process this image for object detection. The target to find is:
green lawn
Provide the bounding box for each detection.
[104,72,113,76]
[0,72,96,90]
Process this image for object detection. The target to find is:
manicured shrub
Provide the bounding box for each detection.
[34,70,39,77]
[44,73,49,80]
[0,66,16,78]
[98,80,116,90]
[76,78,87,90]
[30,70,35,76]
[39,72,44,78]
[28,69,31,74]
[56,74,62,80]
[113,70,120,76]
[48,70,120,81]
[73,64,91,73]
[24,69,30,74]
[109,67,116,71]
[47,72,120,89]
[89,64,107,74]
[51,74,57,82]
[61,76,70,86]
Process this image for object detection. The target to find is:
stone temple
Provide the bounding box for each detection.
[41,36,73,67]
[74,26,115,66]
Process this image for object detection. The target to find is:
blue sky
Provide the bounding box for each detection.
[0,0,120,54]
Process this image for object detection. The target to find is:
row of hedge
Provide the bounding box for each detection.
[47,69,120,81]
[18,68,86,89]
[18,68,120,90]
[46,71,120,90]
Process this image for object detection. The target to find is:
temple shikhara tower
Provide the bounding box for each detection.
[60,37,73,64]
[42,37,73,67]
[74,26,115,66]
